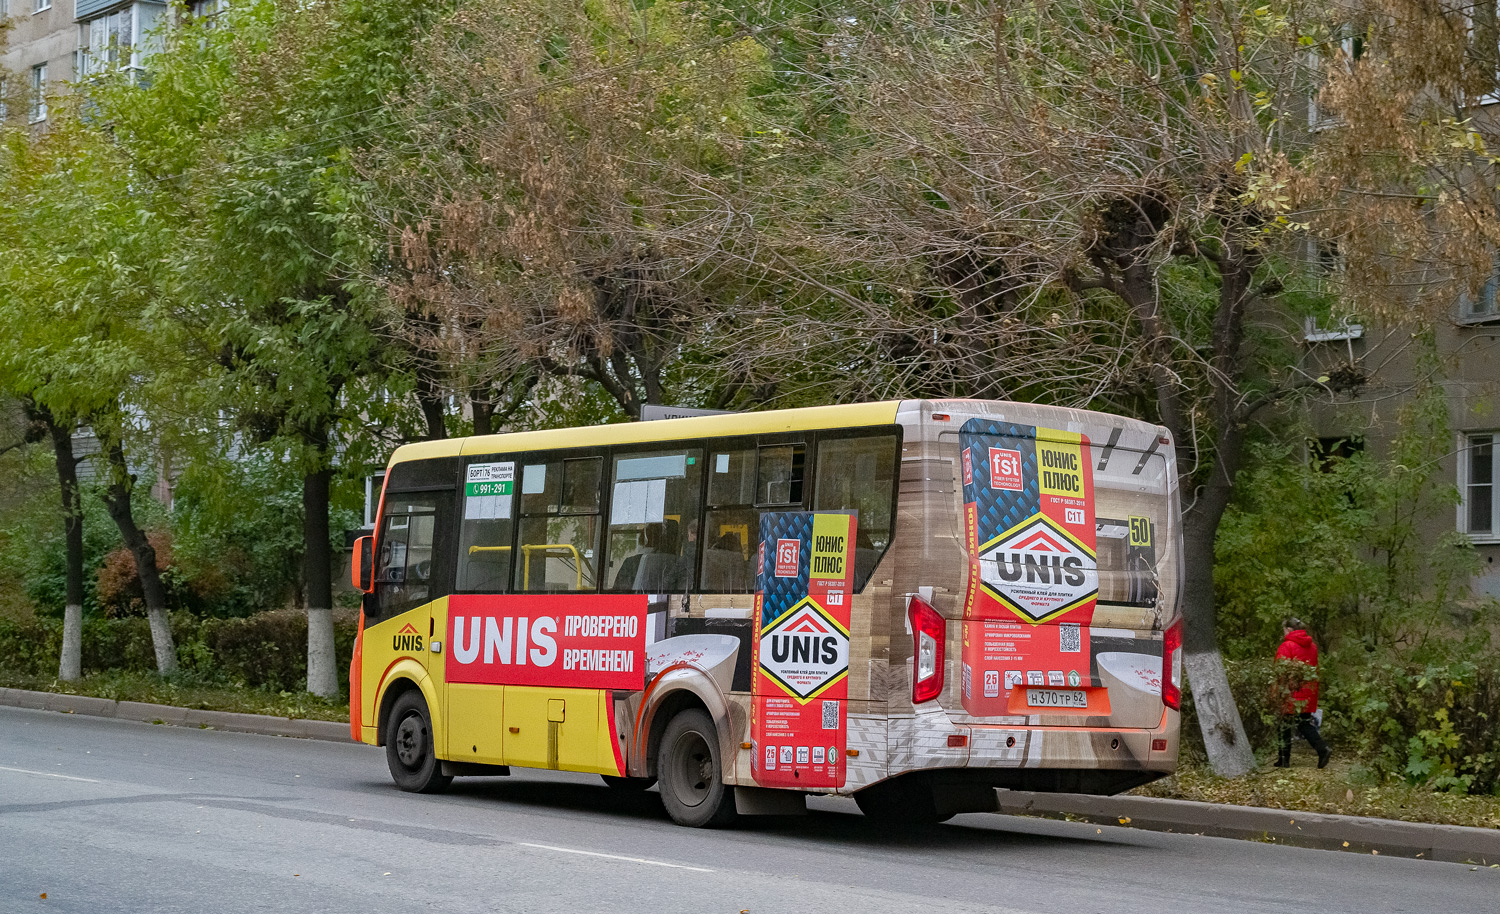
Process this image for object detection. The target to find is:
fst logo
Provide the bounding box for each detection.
[989,448,1023,491]
[393,622,423,653]
[775,538,800,578]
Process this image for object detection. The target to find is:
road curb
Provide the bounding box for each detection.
[997,790,1500,864]
[0,686,351,743]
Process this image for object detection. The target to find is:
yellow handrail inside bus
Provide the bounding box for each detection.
[465,543,583,590]
[520,543,583,591]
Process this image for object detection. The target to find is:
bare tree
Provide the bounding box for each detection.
[362,0,781,419]
[705,0,1457,774]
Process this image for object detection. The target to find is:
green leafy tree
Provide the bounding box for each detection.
[0,103,189,675]
[95,0,443,694]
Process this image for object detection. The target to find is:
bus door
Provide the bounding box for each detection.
[447,454,625,774]
[446,458,518,766]
[366,490,454,737]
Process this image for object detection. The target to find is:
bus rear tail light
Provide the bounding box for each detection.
[1162,620,1183,710]
[909,595,946,704]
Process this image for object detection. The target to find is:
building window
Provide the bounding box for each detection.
[1462,433,1497,540]
[1,0,11,19]
[79,6,134,76]
[32,0,48,11]
[189,0,226,18]
[29,64,46,122]
[1459,268,1500,323]
[362,472,386,528]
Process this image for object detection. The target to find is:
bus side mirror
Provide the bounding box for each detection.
[353,535,374,593]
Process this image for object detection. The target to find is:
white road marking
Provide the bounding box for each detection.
[0,765,99,783]
[517,842,713,872]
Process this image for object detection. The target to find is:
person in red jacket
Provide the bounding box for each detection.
[1274,618,1331,768]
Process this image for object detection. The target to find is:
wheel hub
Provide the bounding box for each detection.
[670,731,713,807]
[395,714,425,768]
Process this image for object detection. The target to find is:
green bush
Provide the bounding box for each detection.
[0,609,358,695]
[1339,657,1500,795]
[199,608,355,693]
[0,617,63,677]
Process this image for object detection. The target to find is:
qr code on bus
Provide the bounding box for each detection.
[822,700,840,730]
[1059,623,1081,653]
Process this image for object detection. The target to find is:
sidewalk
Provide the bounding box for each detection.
[3,685,1496,863]
[0,686,349,742]
[997,790,1500,865]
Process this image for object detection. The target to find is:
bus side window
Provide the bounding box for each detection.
[813,434,898,590]
[604,448,703,593]
[456,458,517,593]
[372,491,453,620]
[756,444,805,506]
[515,456,602,592]
[703,447,757,593]
[701,443,804,593]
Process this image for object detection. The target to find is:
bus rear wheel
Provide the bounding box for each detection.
[385,691,452,794]
[657,708,737,828]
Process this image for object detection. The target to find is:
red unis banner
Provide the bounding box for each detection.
[958,422,1099,718]
[445,594,647,690]
[752,512,856,790]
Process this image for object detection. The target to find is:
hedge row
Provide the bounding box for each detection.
[0,609,359,694]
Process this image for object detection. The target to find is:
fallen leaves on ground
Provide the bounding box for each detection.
[1132,755,1500,830]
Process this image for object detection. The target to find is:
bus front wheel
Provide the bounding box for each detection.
[385,691,452,794]
[657,708,737,828]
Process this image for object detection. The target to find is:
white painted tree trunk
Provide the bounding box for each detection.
[307,606,338,698]
[58,603,83,681]
[1184,649,1256,777]
[147,607,178,675]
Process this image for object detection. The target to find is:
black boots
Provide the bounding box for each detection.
[1317,746,1332,769]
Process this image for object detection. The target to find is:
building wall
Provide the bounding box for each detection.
[1307,315,1500,602]
[1,0,77,123]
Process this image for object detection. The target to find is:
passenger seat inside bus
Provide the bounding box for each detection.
[702,530,751,592]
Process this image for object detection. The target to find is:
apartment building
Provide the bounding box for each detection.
[1,0,169,124]
[1306,293,1500,603]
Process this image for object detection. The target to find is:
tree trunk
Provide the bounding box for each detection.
[100,440,176,675]
[47,418,85,682]
[303,464,338,697]
[471,385,494,437]
[1180,508,1256,777]
[416,370,447,440]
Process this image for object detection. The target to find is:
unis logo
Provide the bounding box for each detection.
[978,514,1098,623]
[758,597,850,703]
[393,622,424,653]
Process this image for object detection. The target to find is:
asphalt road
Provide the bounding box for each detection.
[1,706,1494,914]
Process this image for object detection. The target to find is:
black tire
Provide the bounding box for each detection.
[854,780,954,825]
[601,774,656,791]
[657,708,737,828]
[385,690,452,794]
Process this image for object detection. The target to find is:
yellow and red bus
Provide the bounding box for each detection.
[348,399,1182,826]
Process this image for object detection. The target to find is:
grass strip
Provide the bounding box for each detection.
[0,670,348,722]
